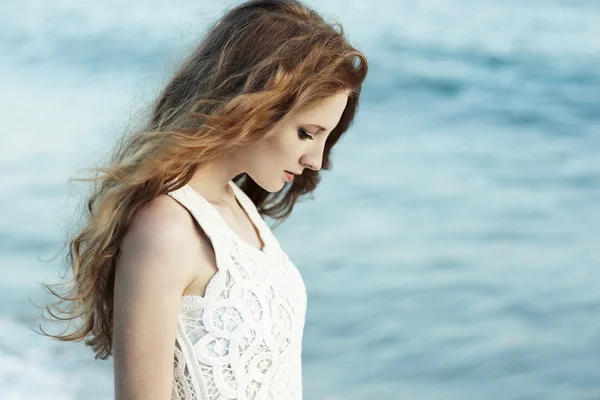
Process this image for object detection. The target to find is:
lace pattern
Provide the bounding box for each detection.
[168,183,306,400]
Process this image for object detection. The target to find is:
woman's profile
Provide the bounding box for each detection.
[40,0,367,398]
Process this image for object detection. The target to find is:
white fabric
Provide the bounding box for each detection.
[166,181,307,400]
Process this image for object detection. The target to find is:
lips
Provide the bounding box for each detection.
[284,170,294,182]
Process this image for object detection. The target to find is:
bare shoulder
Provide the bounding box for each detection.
[117,193,217,298]
[124,193,197,248]
[112,194,217,398]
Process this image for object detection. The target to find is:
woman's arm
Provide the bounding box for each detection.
[112,195,212,400]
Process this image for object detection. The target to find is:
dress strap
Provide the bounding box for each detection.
[166,184,231,258]
[228,182,275,245]
[169,181,280,259]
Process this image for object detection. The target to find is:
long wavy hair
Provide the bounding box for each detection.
[39,0,367,360]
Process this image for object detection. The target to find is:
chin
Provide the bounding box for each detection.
[272,179,291,193]
[248,175,285,194]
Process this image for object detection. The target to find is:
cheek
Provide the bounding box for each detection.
[253,139,287,169]
[268,135,296,159]
[254,129,299,168]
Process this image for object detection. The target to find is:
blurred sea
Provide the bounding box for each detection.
[1,0,599,399]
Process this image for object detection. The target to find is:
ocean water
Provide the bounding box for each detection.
[1,0,599,399]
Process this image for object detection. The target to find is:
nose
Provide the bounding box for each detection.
[299,135,327,172]
[300,148,323,172]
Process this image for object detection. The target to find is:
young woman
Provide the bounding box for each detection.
[41,0,367,398]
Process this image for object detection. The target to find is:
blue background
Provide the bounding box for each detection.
[1,0,599,398]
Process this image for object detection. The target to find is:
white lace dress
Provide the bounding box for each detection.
[166,181,307,400]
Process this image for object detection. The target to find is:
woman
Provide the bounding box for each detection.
[41,0,367,398]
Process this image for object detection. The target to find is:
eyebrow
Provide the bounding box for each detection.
[305,124,327,132]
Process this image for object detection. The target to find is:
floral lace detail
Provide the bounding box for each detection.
[167,183,306,400]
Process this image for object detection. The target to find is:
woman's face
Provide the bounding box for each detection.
[244,90,349,193]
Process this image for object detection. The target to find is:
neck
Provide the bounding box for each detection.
[187,154,243,206]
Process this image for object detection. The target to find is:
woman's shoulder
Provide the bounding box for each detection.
[124,194,199,252]
[116,194,217,297]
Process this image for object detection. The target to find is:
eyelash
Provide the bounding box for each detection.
[298,128,314,140]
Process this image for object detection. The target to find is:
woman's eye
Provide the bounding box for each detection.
[298,128,314,140]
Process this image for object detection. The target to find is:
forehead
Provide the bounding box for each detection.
[294,91,349,130]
